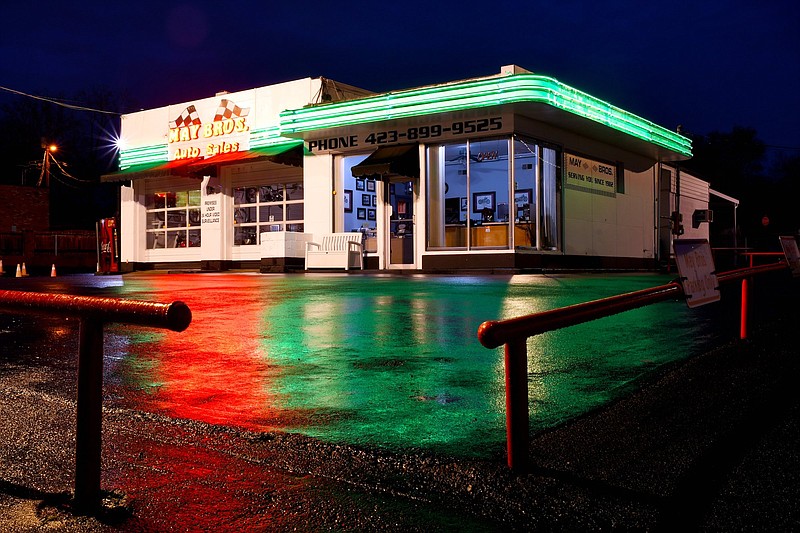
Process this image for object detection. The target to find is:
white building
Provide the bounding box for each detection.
[103,65,708,272]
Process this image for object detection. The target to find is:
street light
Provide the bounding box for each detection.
[36,143,58,187]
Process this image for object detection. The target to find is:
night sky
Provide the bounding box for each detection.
[2,1,800,154]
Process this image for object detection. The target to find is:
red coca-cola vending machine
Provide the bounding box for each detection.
[97,218,119,273]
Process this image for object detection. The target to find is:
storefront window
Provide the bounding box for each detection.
[427,139,510,249]
[427,135,560,252]
[540,147,560,250]
[426,145,446,248]
[233,181,304,246]
[513,138,537,248]
[145,189,201,249]
[428,143,467,249]
[468,139,510,248]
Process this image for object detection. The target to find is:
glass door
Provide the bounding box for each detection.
[387,179,415,267]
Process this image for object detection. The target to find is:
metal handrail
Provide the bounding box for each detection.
[0,291,192,330]
[477,282,685,349]
[0,290,191,511]
[478,260,788,472]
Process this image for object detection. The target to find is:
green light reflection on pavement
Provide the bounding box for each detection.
[257,274,697,457]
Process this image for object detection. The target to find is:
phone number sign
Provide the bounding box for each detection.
[306,116,505,152]
[674,239,720,308]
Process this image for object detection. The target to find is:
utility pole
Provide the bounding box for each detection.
[37,144,57,187]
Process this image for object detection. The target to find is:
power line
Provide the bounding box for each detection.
[764,144,800,152]
[49,153,96,183]
[32,151,99,187]
[0,85,121,116]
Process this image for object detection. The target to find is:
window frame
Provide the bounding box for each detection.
[427,134,563,252]
[231,180,305,247]
[144,189,202,250]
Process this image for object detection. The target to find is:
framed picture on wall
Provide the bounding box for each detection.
[473,191,496,213]
[514,189,533,206]
[367,180,376,192]
[460,197,468,212]
[367,209,376,220]
[372,195,377,206]
[343,189,353,212]
[357,208,366,220]
[362,193,371,206]
[356,179,365,191]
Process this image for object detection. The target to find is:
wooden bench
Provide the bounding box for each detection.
[305,233,364,270]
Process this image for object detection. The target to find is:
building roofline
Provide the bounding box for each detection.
[280,71,692,158]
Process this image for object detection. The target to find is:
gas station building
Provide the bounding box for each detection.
[103,65,709,272]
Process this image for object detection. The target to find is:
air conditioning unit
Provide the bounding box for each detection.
[692,209,714,228]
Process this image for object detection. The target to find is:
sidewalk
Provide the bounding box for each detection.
[2,279,798,531]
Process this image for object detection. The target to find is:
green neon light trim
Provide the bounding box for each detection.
[279,74,691,157]
[249,126,301,149]
[119,145,169,169]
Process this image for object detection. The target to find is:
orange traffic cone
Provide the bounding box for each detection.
[51,264,57,277]
[16,264,22,277]
[21,262,29,277]
[0,259,5,275]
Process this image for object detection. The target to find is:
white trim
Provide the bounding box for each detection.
[709,188,740,206]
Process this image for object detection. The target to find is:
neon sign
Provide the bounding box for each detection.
[168,117,249,143]
[173,142,241,160]
[168,98,251,160]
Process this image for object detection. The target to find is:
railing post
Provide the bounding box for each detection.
[504,337,529,473]
[0,291,191,513]
[479,261,787,472]
[74,316,104,511]
[740,278,749,340]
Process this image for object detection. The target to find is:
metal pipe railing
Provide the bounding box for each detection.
[477,261,788,473]
[741,251,785,268]
[0,290,191,511]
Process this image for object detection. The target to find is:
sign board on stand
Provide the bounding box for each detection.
[674,239,720,308]
[779,236,800,277]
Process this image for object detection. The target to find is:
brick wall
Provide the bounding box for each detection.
[0,185,50,231]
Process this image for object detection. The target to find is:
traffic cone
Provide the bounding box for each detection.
[0,259,5,275]
[51,264,57,277]
[16,264,22,277]
[21,262,28,277]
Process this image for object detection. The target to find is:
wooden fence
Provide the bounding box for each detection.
[0,230,97,274]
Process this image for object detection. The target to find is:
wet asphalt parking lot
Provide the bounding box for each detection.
[1,269,799,530]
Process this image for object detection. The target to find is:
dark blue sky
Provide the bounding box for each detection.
[3,1,799,154]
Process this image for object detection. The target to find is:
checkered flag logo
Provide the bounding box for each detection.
[213,99,250,122]
[169,105,202,128]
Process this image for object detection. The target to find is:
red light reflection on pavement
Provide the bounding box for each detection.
[101,411,333,531]
[107,274,296,431]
